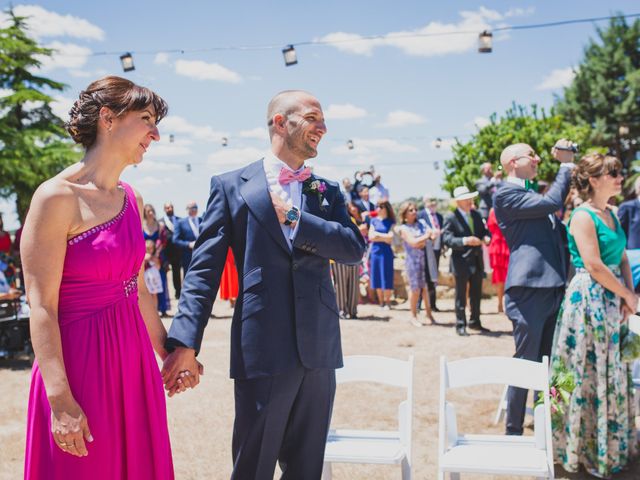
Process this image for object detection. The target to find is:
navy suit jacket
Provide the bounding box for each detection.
[172,216,201,268]
[493,167,572,290]
[442,209,489,276]
[167,159,366,379]
[475,176,500,219]
[617,199,640,249]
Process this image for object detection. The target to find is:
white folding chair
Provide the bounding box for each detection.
[493,385,534,425]
[322,355,414,480]
[438,356,554,480]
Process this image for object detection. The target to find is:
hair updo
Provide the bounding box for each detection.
[66,76,168,149]
[571,153,622,200]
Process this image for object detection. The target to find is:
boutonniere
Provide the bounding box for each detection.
[302,177,328,210]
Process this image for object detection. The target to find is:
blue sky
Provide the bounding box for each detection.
[1,1,639,229]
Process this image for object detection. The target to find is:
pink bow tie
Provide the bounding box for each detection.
[278,167,312,185]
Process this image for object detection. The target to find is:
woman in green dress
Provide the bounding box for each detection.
[551,153,638,478]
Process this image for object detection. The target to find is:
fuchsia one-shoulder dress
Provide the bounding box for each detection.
[24,182,174,479]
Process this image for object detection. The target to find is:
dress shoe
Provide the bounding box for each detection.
[432,306,441,312]
[456,326,469,336]
[468,322,490,333]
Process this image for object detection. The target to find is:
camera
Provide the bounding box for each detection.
[555,142,579,153]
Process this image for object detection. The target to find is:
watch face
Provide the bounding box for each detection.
[286,208,299,222]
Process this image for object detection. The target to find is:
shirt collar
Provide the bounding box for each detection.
[457,208,471,217]
[506,176,526,188]
[263,150,306,177]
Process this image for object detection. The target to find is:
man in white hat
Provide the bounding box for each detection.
[442,186,491,336]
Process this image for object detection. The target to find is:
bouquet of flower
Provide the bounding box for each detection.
[535,359,576,428]
[620,320,640,362]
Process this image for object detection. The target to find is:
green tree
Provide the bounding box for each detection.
[0,9,79,222]
[442,104,593,195]
[556,15,640,171]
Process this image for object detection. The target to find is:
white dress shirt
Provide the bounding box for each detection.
[263,150,303,249]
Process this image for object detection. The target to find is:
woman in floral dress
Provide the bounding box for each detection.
[551,153,638,478]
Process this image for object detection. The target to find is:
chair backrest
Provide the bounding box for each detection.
[337,355,414,461]
[442,356,549,391]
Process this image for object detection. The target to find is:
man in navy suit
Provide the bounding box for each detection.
[443,187,491,336]
[418,195,443,311]
[618,177,640,250]
[494,139,575,435]
[161,202,183,298]
[172,201,201,271]
[162,90,366,480]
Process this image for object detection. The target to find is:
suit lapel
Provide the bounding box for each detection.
[240,159,291,255]
[454,209,473,236]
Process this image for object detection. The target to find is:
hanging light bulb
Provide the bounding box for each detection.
[619,125,630,137]
[435,137,442,149]
[169,134,175,143]
[221,137,228,147]
[434,161,440,170]
[282,45,298,66]
[347,139,354,150]
[186,163,191,172]
[478,31,493,53]
[120,52,135,72]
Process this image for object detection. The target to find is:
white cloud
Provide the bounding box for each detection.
[536,67,575,91]
[504,7,535,18]
[466,116,491,130]
[318,7,532,57]
[160,115,227,142]
[3,5,105,41]
[208,147,264,170]
[137,176,166,188]
[378,110,426,128]
[238,127,269,140]
[154,52,170,65]
[331,138,418,155]
[137,160,183,172]
[324,103,368,120]
[175,59,242,84]
[50,95,74,121]
[36,41,92,72]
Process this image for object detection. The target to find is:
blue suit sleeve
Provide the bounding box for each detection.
[172,220,192,249]
[293,189,366,264]
[618,203,630,237]
[166,176,231,354]
[496,167,572,220]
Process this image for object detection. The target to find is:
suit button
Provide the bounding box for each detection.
[293,263,299,271]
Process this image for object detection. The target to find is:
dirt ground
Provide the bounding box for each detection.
[1,296,638,479]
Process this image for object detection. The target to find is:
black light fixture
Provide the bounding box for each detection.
[435,137,442,149]
[221,137,228,147]
[434,161,440,170]
[120,52,135,72]
[478,31,493,53]
[282,45,298,67]
[169,134,175,143]
[347,139,354,150]
[186,163,191,172]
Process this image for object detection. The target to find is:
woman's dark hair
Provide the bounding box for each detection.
[377,201,396,224]
[66,76,168,149]
[571,153,622,200]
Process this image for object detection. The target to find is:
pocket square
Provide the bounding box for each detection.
[322,198,330,207]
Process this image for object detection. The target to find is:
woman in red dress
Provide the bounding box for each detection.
[220,247,238,307]
[0,214,12,254]
[487,208,509,313]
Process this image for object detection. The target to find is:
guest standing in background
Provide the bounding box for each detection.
[487,208,509,313]
[219,248,238,308]
[369,201,396,310]
[398,201,436,326]
[173,201,201,272]
[161,202,182,299]
[143,204,170,316]
[0,213,12,254]
[475,162,502,220]
[418,195,443,311]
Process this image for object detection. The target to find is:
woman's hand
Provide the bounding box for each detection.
[622,290,638,318]
[50,394,93,457]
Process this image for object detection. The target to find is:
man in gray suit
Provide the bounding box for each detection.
[475,162,502,220]
[494,139,575,435]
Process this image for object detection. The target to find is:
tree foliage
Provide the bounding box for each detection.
[0,9,79,221]
[555,15,640,170]
[442,104,594,194]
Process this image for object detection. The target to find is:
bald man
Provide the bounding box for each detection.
[493,139,575,435]
[163,90,365,479]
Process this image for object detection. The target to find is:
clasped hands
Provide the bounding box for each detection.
[161,346,204,397]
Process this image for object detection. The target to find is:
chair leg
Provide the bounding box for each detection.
[321,462,332,480]
[449,473,460,480]
[401,457,411,480]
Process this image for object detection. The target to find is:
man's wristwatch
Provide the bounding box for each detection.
[284,205,301,226]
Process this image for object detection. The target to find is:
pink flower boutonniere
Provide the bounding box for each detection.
[303,178,328,210]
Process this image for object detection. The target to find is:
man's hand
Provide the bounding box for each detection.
[483,235,491,245]
[464,236,483,247]
[161,347,203,397]
[270,192,291,225]
[551,138,575,164]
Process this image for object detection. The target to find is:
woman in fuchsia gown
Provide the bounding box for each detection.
[23,77,189,479]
